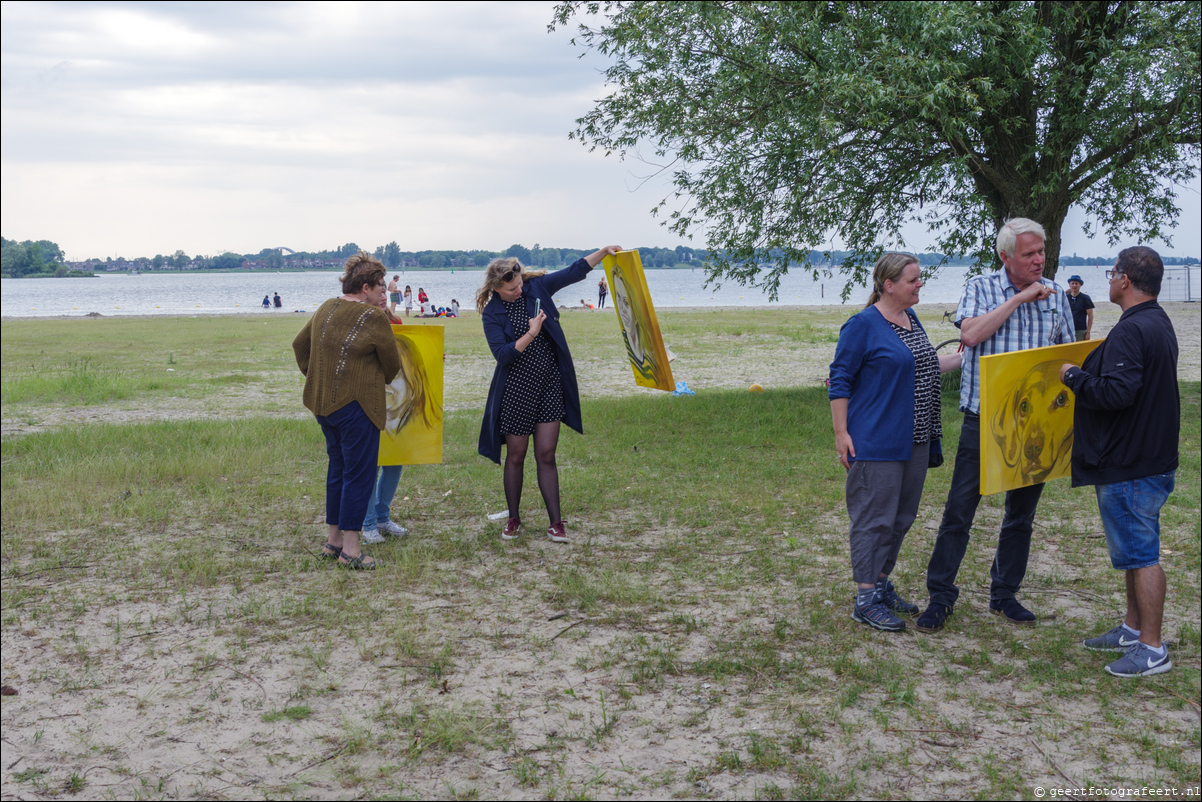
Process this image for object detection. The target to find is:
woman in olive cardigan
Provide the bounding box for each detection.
[294,252,401,569]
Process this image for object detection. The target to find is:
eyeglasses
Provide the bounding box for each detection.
[499,265,523,284]
[1105,268,1124,280]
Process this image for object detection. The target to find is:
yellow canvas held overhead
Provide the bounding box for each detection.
[378,323,444,466]
[978,339,1103,495]
[602,250,675,392]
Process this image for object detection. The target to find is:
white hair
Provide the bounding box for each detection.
[996,218,1046,258]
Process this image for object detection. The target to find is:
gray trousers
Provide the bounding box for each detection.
[846,442,930,585]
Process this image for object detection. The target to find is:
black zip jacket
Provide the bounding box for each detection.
[1062,300,1179,486]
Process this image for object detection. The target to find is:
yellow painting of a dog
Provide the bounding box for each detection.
[979,340,1102,495]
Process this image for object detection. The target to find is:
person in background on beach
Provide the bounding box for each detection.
[273,292,282,308]
[404,285,413,317]
[292,251,401,570]
[418,287,429,306]
[598,277,608,308]
[451,299,460,317]
[262,294,271,309]
[1060,247,1179,677]
[361,281,410,545]
[1065,275,1094,340]
[477,245,622,543]
[388,275,401,315]
[829,253,962,632]
[917,218,1075,632]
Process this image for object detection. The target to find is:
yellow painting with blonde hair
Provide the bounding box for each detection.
[602,250,675,392]
[379,324,443,466]
[979,339,1102,495]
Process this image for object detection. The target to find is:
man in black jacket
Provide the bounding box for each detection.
[1060,246,1179,678]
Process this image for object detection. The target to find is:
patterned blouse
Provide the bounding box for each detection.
[889,320,941,444]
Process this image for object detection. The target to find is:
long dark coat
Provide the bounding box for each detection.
[477,259,593,463]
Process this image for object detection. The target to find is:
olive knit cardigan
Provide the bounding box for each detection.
[293,298,402,430]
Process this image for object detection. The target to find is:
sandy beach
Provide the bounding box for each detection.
[1,305,1198,800]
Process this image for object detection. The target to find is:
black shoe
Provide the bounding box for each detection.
[990,597,1036,625]
[916,603,952,633]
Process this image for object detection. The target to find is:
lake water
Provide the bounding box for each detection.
[4,262,1189,319]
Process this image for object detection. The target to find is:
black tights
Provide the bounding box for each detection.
[503,421,561,525]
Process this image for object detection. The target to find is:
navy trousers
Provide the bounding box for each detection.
[926,412,1045,608]
[315,401,380,532]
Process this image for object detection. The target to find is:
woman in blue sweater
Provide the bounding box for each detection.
[476,246,621,543]
[828,253,961,631]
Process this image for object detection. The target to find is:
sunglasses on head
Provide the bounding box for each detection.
[499,265,523,283]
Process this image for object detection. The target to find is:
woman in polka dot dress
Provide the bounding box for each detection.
[476,245,622,542]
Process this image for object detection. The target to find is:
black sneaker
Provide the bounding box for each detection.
[851,599,906,632]
[876,578,920,616]
[916,603,952,633]
[990,598,1036,625]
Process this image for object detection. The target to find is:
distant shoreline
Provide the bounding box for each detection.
[4,300,1197,324]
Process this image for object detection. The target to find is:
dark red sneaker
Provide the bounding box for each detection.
[547,521,569,543]
[501,517,521,540]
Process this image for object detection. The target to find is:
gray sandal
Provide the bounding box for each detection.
[338,552,378,571]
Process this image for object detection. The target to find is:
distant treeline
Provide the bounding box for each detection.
[3,236,1198,278]
[0,237,93,277]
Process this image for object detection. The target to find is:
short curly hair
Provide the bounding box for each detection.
[340,251,386,296]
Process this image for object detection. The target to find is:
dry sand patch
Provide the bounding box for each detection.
[2,304,1199,799]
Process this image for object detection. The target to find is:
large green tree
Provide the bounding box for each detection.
[552,1,1200,294]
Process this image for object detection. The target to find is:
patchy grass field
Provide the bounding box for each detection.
[1,307,1199,800]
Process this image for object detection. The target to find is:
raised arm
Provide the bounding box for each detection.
[540,245,625,297]
[583,246,622,268]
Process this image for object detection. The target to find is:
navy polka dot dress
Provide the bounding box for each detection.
[499,297,566,436]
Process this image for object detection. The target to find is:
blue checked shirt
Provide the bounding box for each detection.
[956,269,1075,413]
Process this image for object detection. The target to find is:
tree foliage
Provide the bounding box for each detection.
[1,237,65,276]
[552,1,1201,295]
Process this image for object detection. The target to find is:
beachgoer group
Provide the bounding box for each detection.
[293,228,1182,677]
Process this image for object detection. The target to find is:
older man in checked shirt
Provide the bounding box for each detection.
[917,218,1076,633]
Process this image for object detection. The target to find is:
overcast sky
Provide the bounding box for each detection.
[2,1,1199,261]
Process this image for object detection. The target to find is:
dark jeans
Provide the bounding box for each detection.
[315,401,380,532]
[926,412,1045,608]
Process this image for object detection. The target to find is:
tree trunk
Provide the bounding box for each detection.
[1040,205,1069,282]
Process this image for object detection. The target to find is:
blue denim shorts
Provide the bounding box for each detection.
[1095,472,1175,570]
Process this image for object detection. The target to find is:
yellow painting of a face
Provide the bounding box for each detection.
[979,339,1102,495]
[379,324,443,466]
[602,250,675,392]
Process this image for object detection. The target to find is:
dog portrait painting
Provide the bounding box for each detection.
[602,249,675,392]
[979,340,1102,494]
[378,324,444,466]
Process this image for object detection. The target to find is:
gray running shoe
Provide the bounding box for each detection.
[876,578,919,616]
[1083,624,1140,653]
[1104,642,1172,678]
[851,600,905,632]
[360,528,385,545]
[378,520,409,537]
